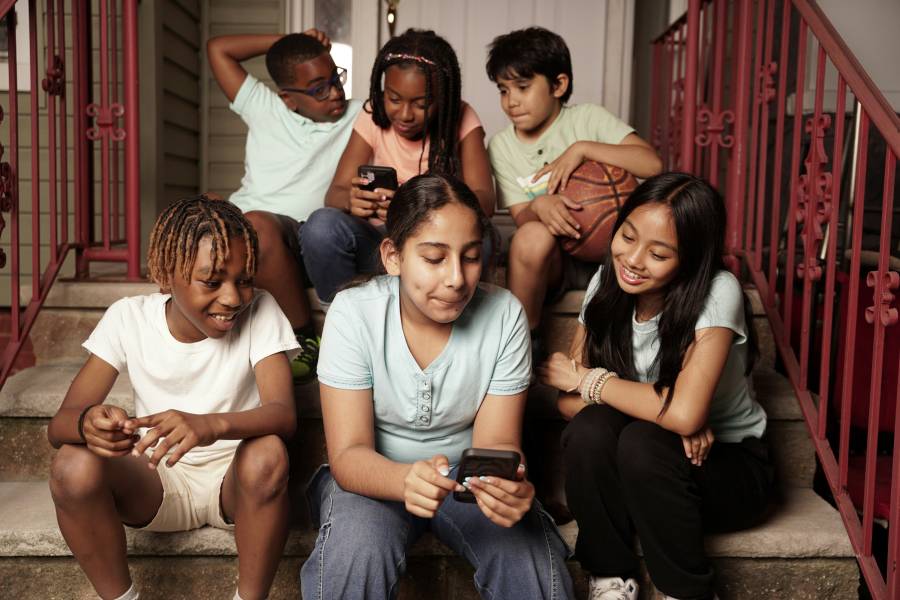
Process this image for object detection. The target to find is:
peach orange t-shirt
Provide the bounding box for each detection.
[353,102,483,184]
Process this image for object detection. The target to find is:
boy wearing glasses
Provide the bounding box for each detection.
[208,29,362,382]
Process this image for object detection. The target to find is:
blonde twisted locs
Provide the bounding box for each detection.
[147,195,258,290]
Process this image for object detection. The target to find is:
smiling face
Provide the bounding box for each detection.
[382,64,436,140]
[382,201,483,326]
[495,71,567,141]
[610,203,681,316]
[165,236,255,343]
[278,52,348,122]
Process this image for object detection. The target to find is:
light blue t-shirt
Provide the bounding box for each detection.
[228,74,362,221]
[579,267,767,442]
[317,276,532,464]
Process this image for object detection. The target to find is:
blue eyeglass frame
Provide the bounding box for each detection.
[280,67,348,101]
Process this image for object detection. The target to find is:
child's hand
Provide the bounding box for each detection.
[127,410,222,469]
[532,142,586,195]
[350,177,393,218]
[464,463,534,528]
[530,194,583,239]
[537,352,587,392]
[374,189,395,221]
[403,454,465,518]
[302,28,332,49]
[682,426,715,466]
[82,405,139,458]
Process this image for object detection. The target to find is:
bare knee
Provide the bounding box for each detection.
[49,444,107,507]
[509,222,557,267]
[234,435,289,503]
[244,211,285,259]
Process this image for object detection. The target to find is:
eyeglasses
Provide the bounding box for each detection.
[280,67,347,101]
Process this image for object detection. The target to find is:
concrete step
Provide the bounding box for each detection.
[0,482,856,599]
[0,364,815,487]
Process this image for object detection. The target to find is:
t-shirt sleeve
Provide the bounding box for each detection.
[317,292,374,389]
[458,103,483,141]
[229,74,281,126]
[487,295,532,395]
[579,266,604,324]
[352,107,379,148]
[248,291,301,367]
[488,134,530,209]
[82,299,129,372]
[695,271,747,343]
[583,104,636,145]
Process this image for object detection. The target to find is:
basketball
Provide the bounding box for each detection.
[559,161,638,262]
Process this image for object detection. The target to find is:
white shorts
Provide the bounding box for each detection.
[136,450,235,532]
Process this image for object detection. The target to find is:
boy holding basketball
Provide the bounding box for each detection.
[486,27,662,348]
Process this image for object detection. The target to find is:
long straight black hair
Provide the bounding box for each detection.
[582,172,757,413]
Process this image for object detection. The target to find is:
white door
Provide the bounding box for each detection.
[288,0,635,139]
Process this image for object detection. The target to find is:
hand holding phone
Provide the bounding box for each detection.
[357,165,398,192]
[456,448,534,528]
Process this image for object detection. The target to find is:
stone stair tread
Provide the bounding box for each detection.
[0,482,852,559]
[1,363,802,423]
[0,364,133,417]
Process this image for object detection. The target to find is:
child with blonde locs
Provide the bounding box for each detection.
[538,173,774,600]
[48,196,300,600]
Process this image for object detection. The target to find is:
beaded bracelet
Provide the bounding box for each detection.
[77,404,95,443]
[591,370,619,404]
[580,368,607,404]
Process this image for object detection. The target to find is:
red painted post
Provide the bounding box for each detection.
[123,0,141,278]
[7,8,19,340]
[724,0,753,256]
[28,0,39,299]
[680,0,700,173]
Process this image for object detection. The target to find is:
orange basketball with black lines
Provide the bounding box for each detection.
[560,161,638,262]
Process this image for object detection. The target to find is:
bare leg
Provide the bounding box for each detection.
[507,221,565,329]
[220,435,291,600]
[49,445,163,599]
[245,210,311,329]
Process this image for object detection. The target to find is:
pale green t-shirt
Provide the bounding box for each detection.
[488,103,635,209]
[317,275,532,465]
[228,74,362,222]
[579,267,767,443]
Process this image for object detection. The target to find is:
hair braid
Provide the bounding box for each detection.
[366,29,463,177]
[147,195,258,290]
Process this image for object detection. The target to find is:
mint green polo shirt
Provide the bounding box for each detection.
[488,103,635,209]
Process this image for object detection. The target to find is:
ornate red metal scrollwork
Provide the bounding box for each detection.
[41,55,64,96]
[757,61,777,103]
[795,114,833,281]
[865,270,900,327]
[696,106,735,148]
[0,105,10,270]
[86,103,126,142]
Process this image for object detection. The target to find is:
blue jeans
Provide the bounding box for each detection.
[301,207,385,303]
[300,467,573,600]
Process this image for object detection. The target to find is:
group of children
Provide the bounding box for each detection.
[47,25,774,600]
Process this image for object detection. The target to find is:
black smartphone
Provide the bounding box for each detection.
[453,448,521,503]
[358,165,398,192]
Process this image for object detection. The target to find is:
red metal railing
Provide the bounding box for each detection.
[653,0,900,597]
[0,0,140,388]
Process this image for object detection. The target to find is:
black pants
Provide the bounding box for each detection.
[561,404,774,600]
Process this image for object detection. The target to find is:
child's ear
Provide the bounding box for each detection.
[550,74,570,100]
[380,238,402,276]
[277,91,298,112]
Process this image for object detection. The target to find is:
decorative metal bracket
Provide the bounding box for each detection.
[795,114,832,281]
[696,107,735,148]
[757,62,777,103]
[866,270,899,327]
[0,106,10,270]
[86,103,126,142]
[41,55,65,96]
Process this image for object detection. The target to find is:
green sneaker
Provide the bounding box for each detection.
[291,333,321,384]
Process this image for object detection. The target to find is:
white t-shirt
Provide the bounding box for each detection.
[83,290,300,464]
[579,267,767,442]
[317,276,532,465]
[228,74,362,222]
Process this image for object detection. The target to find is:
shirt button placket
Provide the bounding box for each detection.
[417,376,433,427]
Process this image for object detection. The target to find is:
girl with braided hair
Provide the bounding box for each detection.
[303,29,495,307]
[48,195,300,600]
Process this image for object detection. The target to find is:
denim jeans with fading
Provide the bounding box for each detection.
[299,466,574,600]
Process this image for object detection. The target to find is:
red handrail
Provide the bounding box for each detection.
[0,0,141,388]
[653,0,900,597]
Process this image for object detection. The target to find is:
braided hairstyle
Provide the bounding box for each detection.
[147,195,258,291]
[366,29,462,177]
